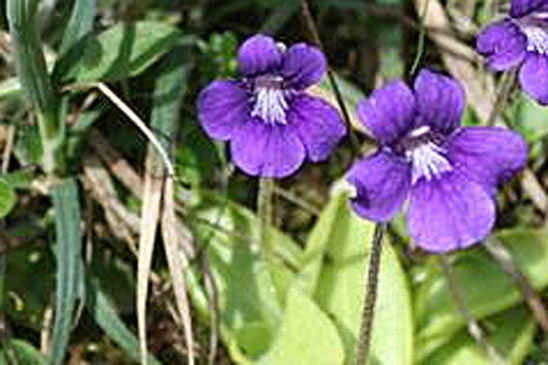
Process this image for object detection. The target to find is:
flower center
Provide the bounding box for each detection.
[408,142,452,184]
[251,75,290,125]
[523,25,548,54]
[516,16,548,54]
[400,126,452,184]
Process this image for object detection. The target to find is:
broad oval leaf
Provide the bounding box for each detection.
[313,193,413,365]
[188,193,304,361]
[259,287,345,365]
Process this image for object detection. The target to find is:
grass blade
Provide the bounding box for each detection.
[86,277,160,365]
[59,0,96,56]
[50,178,82,365]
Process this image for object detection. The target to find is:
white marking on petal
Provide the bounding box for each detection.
[408,142,452,184]
[251,86,289,124]
[408,125,431,138]
[522,25,548,54]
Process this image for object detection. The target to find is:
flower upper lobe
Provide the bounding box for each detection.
[347,69,527,252]
[197,34,345,178]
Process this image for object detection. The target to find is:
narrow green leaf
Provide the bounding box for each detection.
[149,49,190,148]
[314,193,413,365]
[416,229,548,357]
[49,179,83,365]
[59,0,97,56]
[7,0,56,113]
[60,21,185,82]
[7,0,65,173]
[259,287,345,365]
[0,178,16,218]
[86,277,160,365]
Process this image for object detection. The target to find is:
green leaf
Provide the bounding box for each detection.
[421,306,535,365]
[293,192,346,295]
[415,229,548,358]
[49,179,83,365]
[0,339,48,365]
[86,276,160,365]
[259,287,345,365]
[508,92,548,142]
[59,0,96,56]
[314,193,413,365]
[187,192,303,360]
[0,178,16,218]
[59,21,185,82]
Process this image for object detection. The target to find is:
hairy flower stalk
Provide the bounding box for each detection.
[7,0,65,175]
[347,69,527,252]
[477,0,548,104]
[197,34,346,178]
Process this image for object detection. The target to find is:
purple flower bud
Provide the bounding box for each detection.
[197,34,346,178]
[347,69,528,253]
[477,0,548,104]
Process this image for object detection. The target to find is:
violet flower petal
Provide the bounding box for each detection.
[407,171,495,252]
[510,0,548,18]
[281,43,327,90]
[476,20,527,71]
[356,80,416,144]
[519,53,548,105]
[288,94,346,162]
[413,69,465,134]
[230,118,305,177]
[446,126,527,193]
[197,80,249,140]
[237,34,282,77]
[347,150,412,222]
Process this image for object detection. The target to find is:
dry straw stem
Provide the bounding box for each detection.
[92,82,175,176]
[137,145,166,365]
[161,177,195,365]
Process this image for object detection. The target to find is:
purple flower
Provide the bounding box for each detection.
[197,34,346,178]
[347,69,527,253]
[477,0,548,104]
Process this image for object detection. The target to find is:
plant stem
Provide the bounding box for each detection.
[484,237,548,332]
[440,255,507,365]
[258,178,274,255]
[356,223,386,365]
[300,0,364,155]
[7,0,65,175]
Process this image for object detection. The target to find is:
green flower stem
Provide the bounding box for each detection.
[7,0,65,174]
[258,178,275,256]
